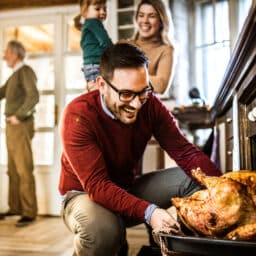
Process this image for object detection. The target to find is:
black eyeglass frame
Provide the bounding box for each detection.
[103,77,154,103]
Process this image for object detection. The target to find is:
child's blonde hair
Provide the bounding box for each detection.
[74,0,107,30]
[79,0,107,15]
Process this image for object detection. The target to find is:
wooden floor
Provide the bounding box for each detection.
[0,216,149,256]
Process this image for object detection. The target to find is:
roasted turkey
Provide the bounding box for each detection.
[172,168,256,241]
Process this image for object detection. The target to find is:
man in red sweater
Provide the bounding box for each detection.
[59,43,221,256]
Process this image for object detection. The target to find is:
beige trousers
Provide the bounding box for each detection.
[62,192,126,256]
[6,117,37,218]
[61,168,201,256]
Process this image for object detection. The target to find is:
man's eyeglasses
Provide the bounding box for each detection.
[103,77,154,103]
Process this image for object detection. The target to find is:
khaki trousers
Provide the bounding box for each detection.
[6,117,37,218]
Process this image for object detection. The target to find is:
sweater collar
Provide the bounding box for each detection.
[100,94,117,120]
[135,36,162,48]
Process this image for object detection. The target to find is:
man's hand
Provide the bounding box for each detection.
[151,208,183,254]
[6,115,20,125]
[150,208,181,234]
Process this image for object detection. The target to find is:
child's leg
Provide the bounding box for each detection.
[83,64,100,92]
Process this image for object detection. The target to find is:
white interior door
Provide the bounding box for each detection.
[0,6,85,215]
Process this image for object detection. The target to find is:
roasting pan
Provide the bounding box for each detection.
[159,233,256,256]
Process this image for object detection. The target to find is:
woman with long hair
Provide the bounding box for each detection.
[128,0,176,96]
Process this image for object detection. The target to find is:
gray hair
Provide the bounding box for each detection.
[7,40,26,60]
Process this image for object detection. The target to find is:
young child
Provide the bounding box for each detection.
[74,0,113,92]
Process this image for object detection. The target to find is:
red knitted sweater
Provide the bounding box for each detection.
[58,90,221,221]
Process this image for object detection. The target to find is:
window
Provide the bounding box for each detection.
[193,0,252,106]
[194,0,230,106]
[1,23,55,165]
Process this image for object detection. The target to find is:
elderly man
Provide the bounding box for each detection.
[0,40,39,227]
[59,43,221,256]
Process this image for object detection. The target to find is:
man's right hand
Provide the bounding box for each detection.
[150,208,181,234]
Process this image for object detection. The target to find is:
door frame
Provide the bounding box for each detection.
[0,5,79,215]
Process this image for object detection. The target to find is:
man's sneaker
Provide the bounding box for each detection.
[15,216,35,227]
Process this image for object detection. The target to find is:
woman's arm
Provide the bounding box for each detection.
[149,46,175,94]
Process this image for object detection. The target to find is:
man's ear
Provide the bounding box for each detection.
[96,76,106,94]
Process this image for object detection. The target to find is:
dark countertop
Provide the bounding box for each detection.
[172,105,213,130]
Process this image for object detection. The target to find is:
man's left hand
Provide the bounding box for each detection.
[6,115,20,125]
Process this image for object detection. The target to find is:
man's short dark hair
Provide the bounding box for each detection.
[99,43,149,81]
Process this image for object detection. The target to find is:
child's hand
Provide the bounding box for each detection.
[87,80,99,92]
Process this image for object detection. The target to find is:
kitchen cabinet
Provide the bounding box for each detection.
[107,0,138,42]
[116,0,137,40]
[225,107,234,172]
[211,3,256,172]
